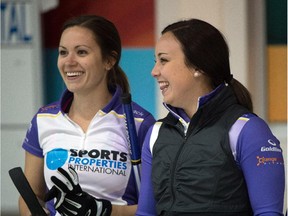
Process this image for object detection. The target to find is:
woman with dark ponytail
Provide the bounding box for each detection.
[19,15,155,216]
[136,19,285,216]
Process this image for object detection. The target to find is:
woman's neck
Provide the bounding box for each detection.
[68,89,112,132]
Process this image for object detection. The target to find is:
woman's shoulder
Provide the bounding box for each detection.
[239,113,272,133]
[236,113,280,151]
[36,101,61,115]
[131,101,155,120]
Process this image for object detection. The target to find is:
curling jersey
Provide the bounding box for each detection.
[22,86,156,216]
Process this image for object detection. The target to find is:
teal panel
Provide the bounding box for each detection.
[43,48,156,116]
[43,49,65,104]
[120,48,156,117]
[266,0,287,44]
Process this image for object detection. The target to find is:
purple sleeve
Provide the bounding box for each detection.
[138,114,156,148]
[136,126,157,216]
[123,113,155,205]
[22,114,44,158]
[237,116,285,216]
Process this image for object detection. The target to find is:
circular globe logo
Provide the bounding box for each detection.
[46,148,68,170]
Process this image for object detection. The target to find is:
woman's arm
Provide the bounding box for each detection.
[19,151,47,216]
[112,120,156,216]
[136,126,157,216]
[237,116,285,216]
[112,205,137,216]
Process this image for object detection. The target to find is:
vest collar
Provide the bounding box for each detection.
[163,84,226,123]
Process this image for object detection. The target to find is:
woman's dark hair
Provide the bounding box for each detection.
[162,19,253,112]
[61,15,130,94]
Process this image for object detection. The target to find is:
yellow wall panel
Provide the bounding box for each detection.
[267,45,287,122]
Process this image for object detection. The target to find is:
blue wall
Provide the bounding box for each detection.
[121,48,155,116]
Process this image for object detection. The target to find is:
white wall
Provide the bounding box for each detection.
[1,0,43,214]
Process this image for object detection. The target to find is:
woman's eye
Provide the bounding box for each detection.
[59,50,67,56]
[160,58,168,64]
[154,58,168,65]
[77,50,88,55]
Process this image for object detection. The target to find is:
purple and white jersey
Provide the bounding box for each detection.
[22,86,155,216]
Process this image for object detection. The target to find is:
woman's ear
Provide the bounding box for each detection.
[105,51,117,70]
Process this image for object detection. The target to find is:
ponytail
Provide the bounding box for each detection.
[107,66,130,94]
[229,78,253,112]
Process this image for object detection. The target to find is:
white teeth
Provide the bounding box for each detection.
[159,81,169,90]
[66,71,83,76]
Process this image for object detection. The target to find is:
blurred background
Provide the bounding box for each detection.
[1,0,287,215]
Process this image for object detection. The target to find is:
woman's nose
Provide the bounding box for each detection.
[65,54,77,66]
[151,65,159,77]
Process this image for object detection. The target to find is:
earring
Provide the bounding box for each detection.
[194,72,200,77]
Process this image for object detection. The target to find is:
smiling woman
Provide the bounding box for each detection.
[19,15,155,216]
[136,18,285,216]
[41,0,156,117]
